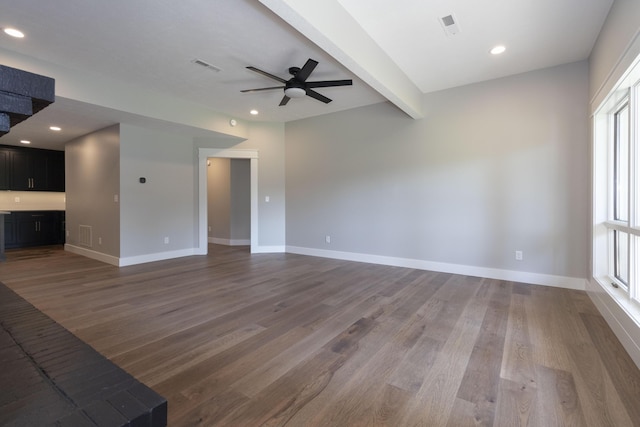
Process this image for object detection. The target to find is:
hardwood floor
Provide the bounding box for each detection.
[1,245,639,426]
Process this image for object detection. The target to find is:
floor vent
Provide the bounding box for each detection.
[79,225,92,247]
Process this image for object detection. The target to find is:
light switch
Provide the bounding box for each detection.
[265,196,270,202]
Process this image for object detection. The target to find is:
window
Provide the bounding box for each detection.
[594,62,640,310]
[613,101,630,289]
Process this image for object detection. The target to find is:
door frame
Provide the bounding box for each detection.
[197,148,258,254]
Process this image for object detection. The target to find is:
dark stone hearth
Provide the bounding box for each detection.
[0,282,167,426]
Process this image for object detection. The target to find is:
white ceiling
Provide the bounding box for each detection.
[0,0,613,150]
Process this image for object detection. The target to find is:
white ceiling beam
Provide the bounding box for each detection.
[259,0,424,119]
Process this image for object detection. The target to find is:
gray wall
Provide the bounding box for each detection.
[230,159,251,241]
[206,158,251,242]
[286,61,589,279]
[589,0,640,108]
[119,123,195,257]
[65,125,121,257]
[207,158,231,240]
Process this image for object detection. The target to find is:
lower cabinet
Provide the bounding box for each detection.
[4,211,65,249]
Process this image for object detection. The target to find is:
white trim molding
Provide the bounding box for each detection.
[209,237,251,246]
[118,248,198,267]
[253,245,286,254]
[65,244,120,266]
[286,246,587,291]
[65,244,198,267]
[587,278,640,369]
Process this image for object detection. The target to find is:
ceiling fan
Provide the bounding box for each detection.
[241,58,352,106]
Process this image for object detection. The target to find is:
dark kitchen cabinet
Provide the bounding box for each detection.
[4,211,65,249]
[11,149,49,190]
[3,214,16,248]
[47,150,65,192]
[0,149,9,190]
[0,145,65,192]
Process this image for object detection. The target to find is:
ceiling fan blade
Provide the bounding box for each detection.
[279,95,291,106]
[240,86,285,93]
[306,79,353,88]
[295,59,318,82]
[306,89,332,104]
[246,66,287,83]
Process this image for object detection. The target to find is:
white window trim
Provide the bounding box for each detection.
[593,57,640,325]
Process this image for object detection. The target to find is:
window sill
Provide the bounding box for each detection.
[594,275,640,330]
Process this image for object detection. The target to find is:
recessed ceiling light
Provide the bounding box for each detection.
[250,110,259,115]
[490,45,506,55]
[49,126,61,131]
[20,140,31,144]
[4,28,25,38]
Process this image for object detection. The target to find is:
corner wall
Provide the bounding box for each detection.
[65,125,120,260]
[119,124,196,263]
[589,0,640,108]
[286,61,589,289]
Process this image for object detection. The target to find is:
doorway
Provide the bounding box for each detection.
[197,148,258,254]
[207,158,251,246]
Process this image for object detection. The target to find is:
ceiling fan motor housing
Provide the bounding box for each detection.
[284,80,306,98]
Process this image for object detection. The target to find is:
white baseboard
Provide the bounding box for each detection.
[209,237,251,246]
[118,248,198,267]
[65,244,120,266]
[66,242,585,289]
[285,246,586,290]
[65,244,198,267]
[252,245,286,254]
[587,278,640,369]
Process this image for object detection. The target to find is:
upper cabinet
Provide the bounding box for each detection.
[0,145,65,192]
[0,149,9,190]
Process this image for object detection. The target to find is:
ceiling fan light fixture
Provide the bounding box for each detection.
[284,87,306,98]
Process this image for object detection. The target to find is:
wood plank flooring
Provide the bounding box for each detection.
[1,244,640,426]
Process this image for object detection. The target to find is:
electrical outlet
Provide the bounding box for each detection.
[14,196,20,203]
[98,237,102,245]
[325,235,331,244]
[515,250,523,261]
[114,194,119,203]
[208,226,211,232]
[265,196,270,202]
[164,236,169,244]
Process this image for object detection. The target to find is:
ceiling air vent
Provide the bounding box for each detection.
[191,59,222,72]
[439,14,461,37]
